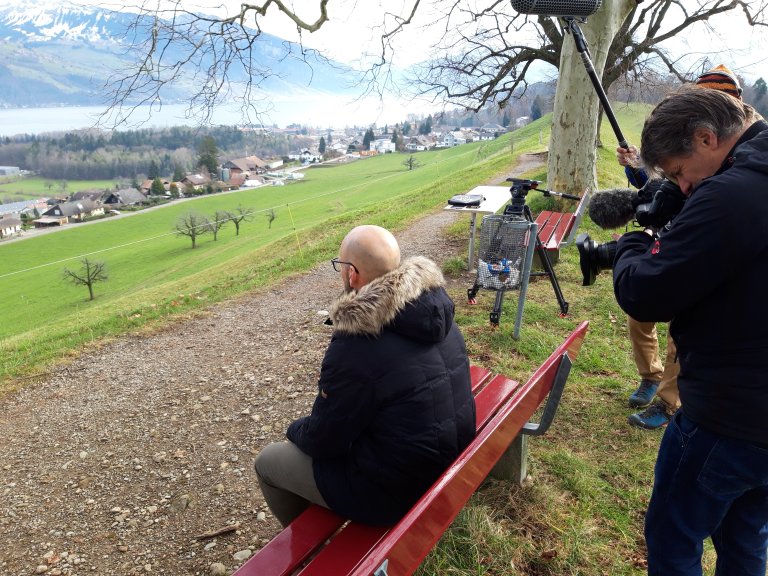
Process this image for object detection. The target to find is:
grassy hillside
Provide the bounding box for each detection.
[1,129,534,383]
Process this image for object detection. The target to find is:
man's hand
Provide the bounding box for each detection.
[616,145,640,168]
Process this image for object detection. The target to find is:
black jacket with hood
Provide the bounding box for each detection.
[613,120,768,445]
[286,256,476,525]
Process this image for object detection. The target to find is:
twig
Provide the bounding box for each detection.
[194,522,240,540]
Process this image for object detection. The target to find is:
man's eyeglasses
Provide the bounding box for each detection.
[331,258,358,274]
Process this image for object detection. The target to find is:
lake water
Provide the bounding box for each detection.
[0,95,419,136]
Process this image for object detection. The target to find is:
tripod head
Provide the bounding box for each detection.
[504,177,581,216]
[505,178,542,215]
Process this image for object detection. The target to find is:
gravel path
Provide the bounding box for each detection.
[0,155,543,576]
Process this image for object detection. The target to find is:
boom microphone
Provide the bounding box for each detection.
[510,0,602,17]
[588,188,637,230]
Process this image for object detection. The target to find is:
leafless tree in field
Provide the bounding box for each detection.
[63,258,108,301]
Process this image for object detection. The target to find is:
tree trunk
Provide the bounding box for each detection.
[546,1,634,200]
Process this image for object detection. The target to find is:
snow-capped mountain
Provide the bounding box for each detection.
[0,1,354,109]
[0,1,129,43]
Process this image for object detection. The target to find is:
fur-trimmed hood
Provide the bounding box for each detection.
[330,256,451,339]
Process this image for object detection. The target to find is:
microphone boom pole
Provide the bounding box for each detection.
[561,16,629,149]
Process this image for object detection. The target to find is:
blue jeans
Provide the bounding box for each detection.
[646,411,768,575]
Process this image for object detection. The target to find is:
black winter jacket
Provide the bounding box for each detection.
[613,120,768,445]
[286,256,476,525]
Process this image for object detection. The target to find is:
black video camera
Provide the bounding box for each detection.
[577,179,686,286]
[634,179,686,230]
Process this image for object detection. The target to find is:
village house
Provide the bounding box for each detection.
[0,166,20,176]
[0,198,49,218]
[0,216,22,238]
[35,199,104,227]
[70,190,106,203]
[139,179,173,195]
[103,188,148,207]
[222,156,268,178]
[179,174,211,193]
[371,138,396,154]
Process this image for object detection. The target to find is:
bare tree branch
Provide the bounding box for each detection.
[100,1,331,128]
[407,0,767,113]
[100,0,768,126]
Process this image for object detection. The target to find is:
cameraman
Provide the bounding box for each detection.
[613,86,768,575]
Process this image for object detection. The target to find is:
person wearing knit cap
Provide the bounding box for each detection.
[695,64,743,99]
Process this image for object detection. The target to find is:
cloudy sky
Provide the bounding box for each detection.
[1,0,765,130]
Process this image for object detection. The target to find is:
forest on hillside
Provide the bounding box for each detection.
[0,125,316,181]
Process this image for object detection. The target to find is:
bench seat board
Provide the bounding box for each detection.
[535,211,575,251]
[231,505,346,576]
[469,365,493,392]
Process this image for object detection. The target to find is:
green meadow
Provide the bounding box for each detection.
[0,177,118,200]
[0,129,534,381]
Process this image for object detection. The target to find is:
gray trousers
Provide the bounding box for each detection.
[254,441,329,527]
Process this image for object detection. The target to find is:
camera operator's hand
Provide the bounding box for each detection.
[616,145,640,168]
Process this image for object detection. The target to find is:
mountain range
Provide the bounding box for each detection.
[0,1,357,110]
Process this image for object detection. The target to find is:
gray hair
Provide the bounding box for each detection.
[641,85,746,172]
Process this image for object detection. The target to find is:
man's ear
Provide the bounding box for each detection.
[696,128,718,150]
[348,266,361,290]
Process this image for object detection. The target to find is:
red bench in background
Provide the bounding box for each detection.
[534,189,591,264]
[233,321,589,576]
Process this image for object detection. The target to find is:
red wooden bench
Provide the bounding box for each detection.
[233,321,589,576]
[534,189,591,264]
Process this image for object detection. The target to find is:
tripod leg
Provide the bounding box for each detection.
[524,205,569,315]
[535,238,569,315]
[490,290,504,326]
[467,284,479,304]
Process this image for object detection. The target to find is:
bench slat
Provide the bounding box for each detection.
[296,524,388,576]
[469,364,493,392]
[473,374,519,429]
[232,505,345,576]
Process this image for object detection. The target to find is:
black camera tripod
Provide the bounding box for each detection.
[467,178,580,328]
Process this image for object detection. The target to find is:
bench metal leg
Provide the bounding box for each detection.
[489,354,572,484]
[489,433,528,485]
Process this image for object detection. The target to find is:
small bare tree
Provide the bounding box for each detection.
[266,208,276,229]
[226,205,255,236]
[63,258,108,301]
[176,212,210,248]
[208,210,230,241]
[402,155,422,171]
